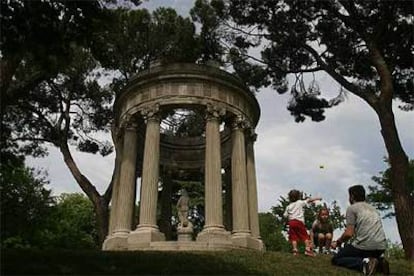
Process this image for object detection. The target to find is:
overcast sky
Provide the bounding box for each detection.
[27,0,413,244]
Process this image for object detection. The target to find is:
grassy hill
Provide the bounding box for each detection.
[2,249,413,275]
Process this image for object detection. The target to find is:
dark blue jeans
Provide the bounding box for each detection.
[331,244,384,272]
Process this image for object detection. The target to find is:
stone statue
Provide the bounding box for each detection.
[176,189,190,227]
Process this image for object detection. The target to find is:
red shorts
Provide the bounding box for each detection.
[288,219,310,242]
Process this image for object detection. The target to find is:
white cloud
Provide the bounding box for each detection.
[140,0,195,16]
[27,146,114,196]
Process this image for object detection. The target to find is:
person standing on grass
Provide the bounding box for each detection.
[331,185,389,276]
[283,189,322,257]
[310,208,334,254]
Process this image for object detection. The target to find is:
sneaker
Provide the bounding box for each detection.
[292,249,299,256]
[305,248,315,257]
[362,257,378,276]
[378,257,390,275]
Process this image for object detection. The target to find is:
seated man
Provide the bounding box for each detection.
[331,185,389,276]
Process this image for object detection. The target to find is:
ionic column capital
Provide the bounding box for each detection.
[205,103,226,121]
[124,121,139,131]
[119,114,139,131]
[231,114,251,130]
[246,128,258,143]
[141,104,161,122]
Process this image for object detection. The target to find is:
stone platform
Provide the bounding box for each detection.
[128,241,245,251]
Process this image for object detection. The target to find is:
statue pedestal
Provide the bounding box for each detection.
[177,222,194,241]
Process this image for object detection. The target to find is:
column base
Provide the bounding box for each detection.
[231,232,264,250]
[127,225,165,250]
[102,232,129,251]
[196,225,231,244]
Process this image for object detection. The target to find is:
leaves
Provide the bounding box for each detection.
[259,212,290,252]
[367,159,414,218]
[0,153,54,248]
[214,0,414,120]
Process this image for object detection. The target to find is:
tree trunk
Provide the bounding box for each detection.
[376,107,413,260]
[59,143,110,246]
[364,42,414,260]
[94,197,110,245]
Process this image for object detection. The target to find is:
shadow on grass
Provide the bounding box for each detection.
[2,250,259,275]
[2,249,413,275]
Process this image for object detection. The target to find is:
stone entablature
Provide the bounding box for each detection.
[103,63,264,252]
[115,63,260,130]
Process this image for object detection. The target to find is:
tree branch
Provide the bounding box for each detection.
[366,41,394,106]
[104,176,113,203]
[59,142,102,204]
[302,43,379,108]
[19,102,56,132]
[222,20,267,37]
[11,137,51,143]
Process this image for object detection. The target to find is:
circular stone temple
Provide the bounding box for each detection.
[103,63,264,251]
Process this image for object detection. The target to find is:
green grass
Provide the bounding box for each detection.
[2,249,413,275]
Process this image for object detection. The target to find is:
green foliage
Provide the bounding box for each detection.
[259,212,290,252]
[91,7,201,94]
[213,0,413,118]
[151,8,201,64]
[0,153,54,249]
[190,0,225,64]
[163,109,206,137]
[385,241,405,260]
[2,46,114,158]
[0,0,109,125]
[45,193,99,249]
[368,160,414,218]
[0,157,98,249]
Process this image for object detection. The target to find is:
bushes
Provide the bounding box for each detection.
[259,212,290,252]
[385,240,405,259]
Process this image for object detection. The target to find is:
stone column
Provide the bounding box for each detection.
[231,115,252,247]
[107,126,124,236]
[128,106,165,248]
[103,120,139,250]
[246,130,264,250]
[224,166,232,231]
[197,104,231,244]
